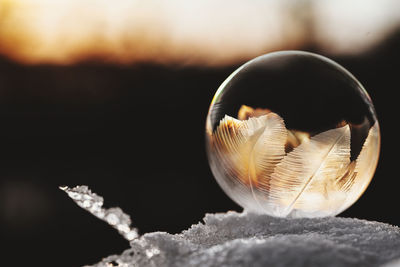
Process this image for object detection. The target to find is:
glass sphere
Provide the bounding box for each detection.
[206,51,380,218]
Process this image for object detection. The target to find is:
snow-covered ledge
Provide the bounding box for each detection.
[61,186,400,267]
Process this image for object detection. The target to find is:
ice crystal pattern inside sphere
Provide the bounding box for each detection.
[206,51,380,218]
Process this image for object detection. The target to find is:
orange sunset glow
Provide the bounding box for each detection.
[1,0,400,65]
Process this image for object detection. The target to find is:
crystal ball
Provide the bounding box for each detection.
[206,51,380,218]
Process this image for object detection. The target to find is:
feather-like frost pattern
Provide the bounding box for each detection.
[269,125,351,216]
[212,113,287,187]
[339,122,380,209]
[247,113,287,189]
[210,109,379,217]
[353,123,379,184]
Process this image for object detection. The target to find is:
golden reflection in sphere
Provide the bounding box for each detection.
[206,51,380,218]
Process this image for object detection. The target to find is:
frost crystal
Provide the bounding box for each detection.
[60,185,138,241]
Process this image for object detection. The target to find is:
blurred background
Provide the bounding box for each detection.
[0,0,399,266]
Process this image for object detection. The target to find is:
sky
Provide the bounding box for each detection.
[1,0,400,65]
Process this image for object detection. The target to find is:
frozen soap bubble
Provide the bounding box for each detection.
[206,51,380,218]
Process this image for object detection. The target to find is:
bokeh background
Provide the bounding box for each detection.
[0,1,399,266]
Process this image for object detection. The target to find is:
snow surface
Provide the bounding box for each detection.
[87,211,400,267]
[61,186,400,267]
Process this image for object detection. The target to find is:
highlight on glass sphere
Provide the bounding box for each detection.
[205,51,380,218]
